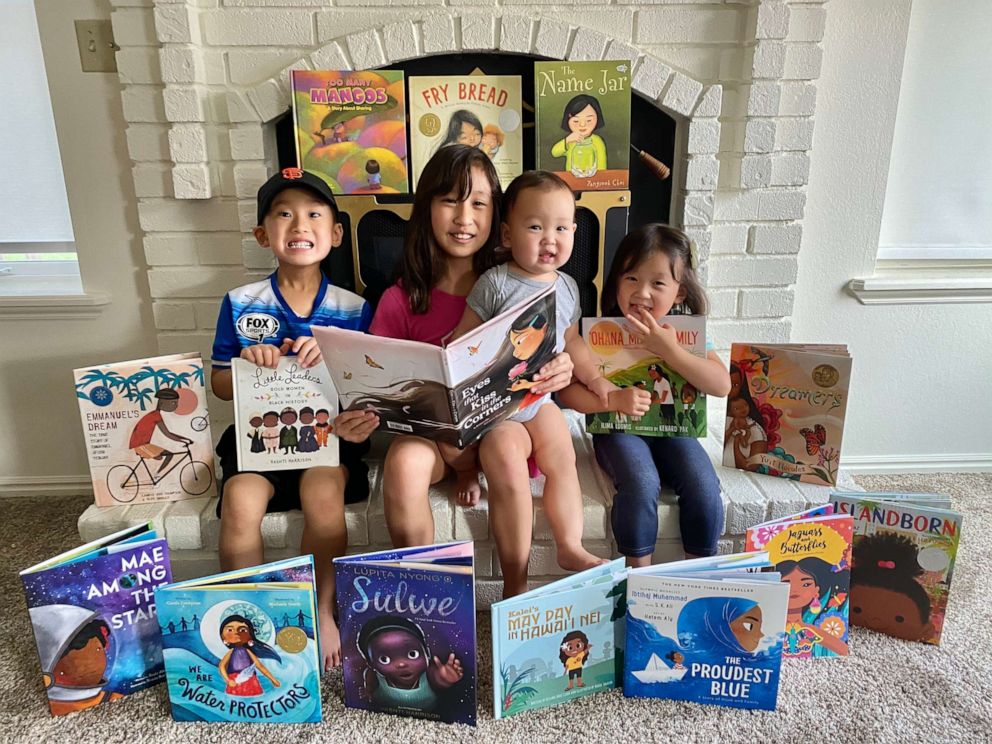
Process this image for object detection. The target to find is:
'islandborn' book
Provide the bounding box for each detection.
[232,358,339,471]
[21,524,172,716]
[335,542,476,725]
[491,559,627,720]
[314,285,556,448]
[582,315,707,437]
[156,556,322,723]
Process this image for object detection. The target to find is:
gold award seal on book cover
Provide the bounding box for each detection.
[419,113,441,137]
[812,364,840,388]
[277,626,308,653]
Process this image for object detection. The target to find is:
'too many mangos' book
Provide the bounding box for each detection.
[335,542,477,726]
[20,524,172,716]
[491,558,627,720]
[155,556,322,723]
[582,315,707,437]
[74,352,215,506]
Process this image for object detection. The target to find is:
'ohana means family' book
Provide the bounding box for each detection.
[231,358,339,471]
[314,285,556,448]
[155,556,322,723]
[582,315,707,437]
[491,558,627,720]
[21,524,172,716]
[335,542,477,726]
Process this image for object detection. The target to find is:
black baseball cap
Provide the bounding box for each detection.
[256,167,339,225]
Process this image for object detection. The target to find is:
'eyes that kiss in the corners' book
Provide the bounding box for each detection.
[155,556,322,723]
[21,524,172,716]
[491,559,627,720]
[335,542,477,726]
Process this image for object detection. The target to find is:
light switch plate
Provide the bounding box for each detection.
[75,19,118,73]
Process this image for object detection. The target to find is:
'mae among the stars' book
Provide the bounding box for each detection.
[155,556,321,723]
[20,524,172,716]
[335,542,477,725]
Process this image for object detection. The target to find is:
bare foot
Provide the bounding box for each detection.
[556,544,609,573]
[455,467,482,507]
[319,609,342,671]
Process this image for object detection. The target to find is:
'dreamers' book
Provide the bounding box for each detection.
[20,524,172,716]
[491,559,627,720]
[583,316,707,437]
[534,60,631,191]
[314,285,556,448]
[156,556,322,723]
[746,506,853,659]
[724,343,852,487]
[335,542,476,725]
[408,73,523,189]
[232,358,338,471]
[291,69,408,194]
[830,492,962,646]
[73,352,215,506]
[624,553,788,711]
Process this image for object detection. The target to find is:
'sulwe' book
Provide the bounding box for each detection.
[314,284,556,448]
[21,524,172,716]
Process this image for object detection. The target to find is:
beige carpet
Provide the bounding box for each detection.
[2,473,989,743]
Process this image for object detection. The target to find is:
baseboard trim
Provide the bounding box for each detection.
[842,454,992,474]
[0,476,93,498]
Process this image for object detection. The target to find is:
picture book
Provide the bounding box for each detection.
[491,559,627,720]
[724,343,852,487]
[155,556,322,723]
[745,507,854,659]
[623,552,788,711]
[73,352,216,506]
[829,492,962,646]
[335,542,476,726]
[313,284,556,448]
[291,69,409,194]
[534,60,631,191]
[20,524,172,716]
[408,73,523,189]
[231,358,338,471]
[582,315,707,437]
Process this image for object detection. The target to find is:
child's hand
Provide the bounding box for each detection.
[240,343,285,368]
[333,410,379,443]
[586,376,619,408]
[609,387,652,418]
[532,352,574,395]
[625,307,681,360]
[431,653,464,688]
[286,336,322,368]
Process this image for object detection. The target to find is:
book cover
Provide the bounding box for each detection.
[73,353,216,506]
[491,559,627,720]
[335,542,476,725]
[291,69,409,194]
[724,343,852,487]
[829,493,962,645]
[231,358,339,471]
[20,524,172,716]
[745,509,854,658]
[156,556,322,723]
[408,74,523,189]
[534,60,631,191]
[313,285,556,448]
[582,316,707,437]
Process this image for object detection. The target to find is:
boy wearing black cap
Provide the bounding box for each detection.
[210,167,370,672]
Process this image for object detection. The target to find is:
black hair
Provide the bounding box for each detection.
[729,362,765,430]
[851,532,931,623]
[263,410,279,420]
[558,630,590,665]
[219,614,281,662]
[64,619,111,654]
[778,557,850,612]
[664,650,683,663]
[357,615,429,660]
[440,109,484,148]
[299,406,314,417]
[501,170,575,226]
[560,94,606,133]
[365,159,380,174]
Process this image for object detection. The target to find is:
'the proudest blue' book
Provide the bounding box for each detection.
[20,524,172,716]
[624,553,788,711]
[491,558,627,720]
[335,542,476,725]
[155,556,321,723]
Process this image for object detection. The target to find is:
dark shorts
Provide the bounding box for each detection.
[568,668,582,679]
[215,425,369,517]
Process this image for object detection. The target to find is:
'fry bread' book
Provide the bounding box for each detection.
[231,358,338,471]
[73,352,216,506]
[335,542,476,726]
[21,524,172,716]
[724,343,852,486]
[491,559,627,720]
[156,556,322,723]
[582,316,707,437]
[314,285,556,448]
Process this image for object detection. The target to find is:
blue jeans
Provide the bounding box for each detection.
[593,433,723,557]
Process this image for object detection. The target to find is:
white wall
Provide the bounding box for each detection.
[793,0,992,471]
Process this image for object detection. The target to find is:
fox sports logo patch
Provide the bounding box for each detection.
[237,313,280,343]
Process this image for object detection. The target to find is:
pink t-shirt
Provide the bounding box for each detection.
[370,285,467,347]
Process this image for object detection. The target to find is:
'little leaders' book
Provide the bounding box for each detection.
[232,358,339,471]
[155,556,322,723]
[491,558,627,720]
[21,524,172,716]
[582,315,707,437]
[335,542,476,726]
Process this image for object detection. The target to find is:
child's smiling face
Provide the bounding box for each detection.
[567,104,598,139]
[616,251,686,322]
[430,165,494,262]
[561,638,587,657]
[501,186,576,279]
[785,567,820,612]
[254,188,342,269]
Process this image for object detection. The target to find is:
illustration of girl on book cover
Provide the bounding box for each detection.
[218,614,282,696]
[779,558,850,657]
[551,94,608,179]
